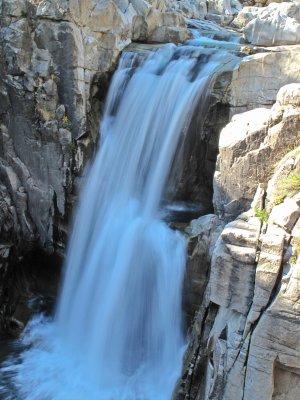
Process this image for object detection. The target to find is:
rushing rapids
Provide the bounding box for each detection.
[0,43,240,399]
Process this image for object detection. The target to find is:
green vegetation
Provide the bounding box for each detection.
[69,141,77,154]
[62,115,72,130]
[273,196,285,205]
[254,208,269,223]
[289,237,300,265]
[286,144,300,155]
[275,170,300,200]
[289,255,297,265]
[293,236,300,255]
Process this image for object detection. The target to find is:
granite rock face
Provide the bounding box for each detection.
[174,84,300,400]
[0,0,191,255]
[214,83,300,221]
[206,0,242,25]
[1,2,300,397]
[0,0,190,334]
[229,46,300,114]
[178,195,300,400]
[0,184,18,332]
[233,1,300,46]
[183,214,225,323]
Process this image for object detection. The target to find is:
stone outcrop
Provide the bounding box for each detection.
[178,189,300,400]
[1,2,300,397]
[229,45,300,113]
[214,83,300,221]
[206,0,242,25]
[165,0,208,20]
[0,0,191,255]
[183,214,225,323]
[233,1,300,46]
[0,0,191,335]
[174,84,300,400]
[1,2,298,253]
[0,185,18,333]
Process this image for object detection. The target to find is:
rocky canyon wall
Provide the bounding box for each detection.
[0,0,192,333]
[177,82,300,400]
[0,1,299,399]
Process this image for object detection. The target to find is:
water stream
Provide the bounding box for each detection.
[0,42,241,400]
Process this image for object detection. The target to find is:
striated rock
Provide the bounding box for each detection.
[178,194,300,400]
[243,258,300,400]
[209,212,261,314]
[214,83,300,221]
[178,83,300,400]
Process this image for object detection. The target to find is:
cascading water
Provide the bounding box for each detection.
[1,43,239,400]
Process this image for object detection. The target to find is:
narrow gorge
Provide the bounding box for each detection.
[0,1,299,400]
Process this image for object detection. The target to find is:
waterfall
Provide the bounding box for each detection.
[1,44,234,400]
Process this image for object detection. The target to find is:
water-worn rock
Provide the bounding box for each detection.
[229,46,300,113]
[233,2,300,46]
[214,83,300,221]
[209,212,261,314]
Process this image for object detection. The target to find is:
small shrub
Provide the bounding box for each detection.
[276,171,300,199]
[293,236,300,255]
[289,237,300,265]
[62,115,72,129]
[286,144,300,154]
[273,196,284,205]
[68,141,77,154]
[289,255,297,265]
[254,208,269,223]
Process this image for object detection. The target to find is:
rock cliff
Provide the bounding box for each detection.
[176,83,300,400]
[0,0,192,255]
[0,1,299,399]
[0,0,192,332]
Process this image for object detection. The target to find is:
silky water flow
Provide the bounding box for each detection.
[0,44,229,400]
